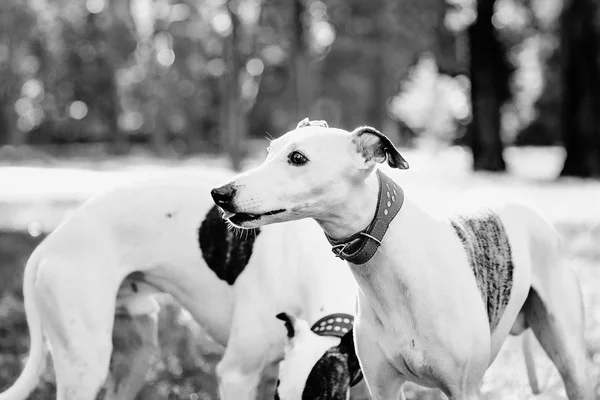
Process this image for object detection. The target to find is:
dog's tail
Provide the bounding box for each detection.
[0,252,47,400]
[522,329,541,395]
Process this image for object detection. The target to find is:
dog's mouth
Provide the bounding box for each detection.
[222,209,286,225]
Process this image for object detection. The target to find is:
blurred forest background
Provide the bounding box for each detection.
[0,0,599,176]
[2,0,600,399]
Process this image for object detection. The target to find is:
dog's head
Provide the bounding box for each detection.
[210,118,408,230]
[274,312,362,400]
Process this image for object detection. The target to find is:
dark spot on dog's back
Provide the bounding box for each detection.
[198,205,261,285]
[450,210,514,332]
[166,212,173,218]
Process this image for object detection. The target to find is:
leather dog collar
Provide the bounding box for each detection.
[325,169,404,264]
[311,313,354,338]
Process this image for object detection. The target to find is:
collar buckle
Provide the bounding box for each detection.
[330,232,382,260]
[331,242,351,259]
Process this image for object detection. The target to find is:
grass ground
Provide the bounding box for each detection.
[0,145,599,399]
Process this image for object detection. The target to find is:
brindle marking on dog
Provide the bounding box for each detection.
[198,205,261,285]
[450,210,514,332]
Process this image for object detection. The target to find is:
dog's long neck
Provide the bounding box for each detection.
[350,199,439,318]
[318,170,441,322]
[315,171,380,240]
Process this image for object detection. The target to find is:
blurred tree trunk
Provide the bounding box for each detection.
[366,47,386,130]
[104,0,127,155]
[560,0,600,177]
[467,0,511,171]
[1,34,21,146]
[367,1,395,134]
[291,0,311,120]
[0,102,17,146]
[221,2,245,171]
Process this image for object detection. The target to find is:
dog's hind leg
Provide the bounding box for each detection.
[524,284,593,400]
[36,258,118,400]
[103,309,159,400]
[216,299,285,400]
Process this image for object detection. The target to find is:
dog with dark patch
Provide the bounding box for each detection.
[274,312,363,400]
[0,172,362,400]
[212,118,593,400]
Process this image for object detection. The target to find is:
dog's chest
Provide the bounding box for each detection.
[198,205,261,285]
[449,210,514,332]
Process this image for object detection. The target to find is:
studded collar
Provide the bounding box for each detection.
[310,313,354,338]
[325,169,404,265]
[310,313,363,387]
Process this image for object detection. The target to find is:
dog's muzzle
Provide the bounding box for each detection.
[325,170,404,264]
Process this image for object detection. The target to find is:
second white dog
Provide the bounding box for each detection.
[0,172,360,400]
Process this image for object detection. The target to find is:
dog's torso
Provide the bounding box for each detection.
[40,174,354,342]
[352,200,537,390]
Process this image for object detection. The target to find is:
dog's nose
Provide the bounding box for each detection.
[211,184,236,208]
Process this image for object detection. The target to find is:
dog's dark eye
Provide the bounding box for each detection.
[288,151,308,166]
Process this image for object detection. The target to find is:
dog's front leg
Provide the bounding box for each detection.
[354,323,406,400]
[216,306,284,400]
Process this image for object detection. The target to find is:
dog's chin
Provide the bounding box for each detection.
[225,209,286,228]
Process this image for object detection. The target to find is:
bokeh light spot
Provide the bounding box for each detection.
[69,101,88,120]
[212,13,232,36]
[246,58,264,76]
[206,58,225,77]
[313,21,335,48]
[17,116,34,132]
[157,49,175,67]
[22,79,44,101]
[86,0,105,14]
[118,112,144,131]
[261,45,286,65]
[309,1,327,18]
[21,56,40,75]
[170,4,190,22]
[15,98,32,116]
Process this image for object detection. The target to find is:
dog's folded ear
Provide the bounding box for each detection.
[352,126,409,170]
[338,329,364,387]
[276,312,296,338]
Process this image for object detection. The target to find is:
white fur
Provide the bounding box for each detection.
[219,124,593,400]
[0,172,357,400]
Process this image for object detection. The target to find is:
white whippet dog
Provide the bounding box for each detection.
[211,118,593,400]
[0,172,361,400]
